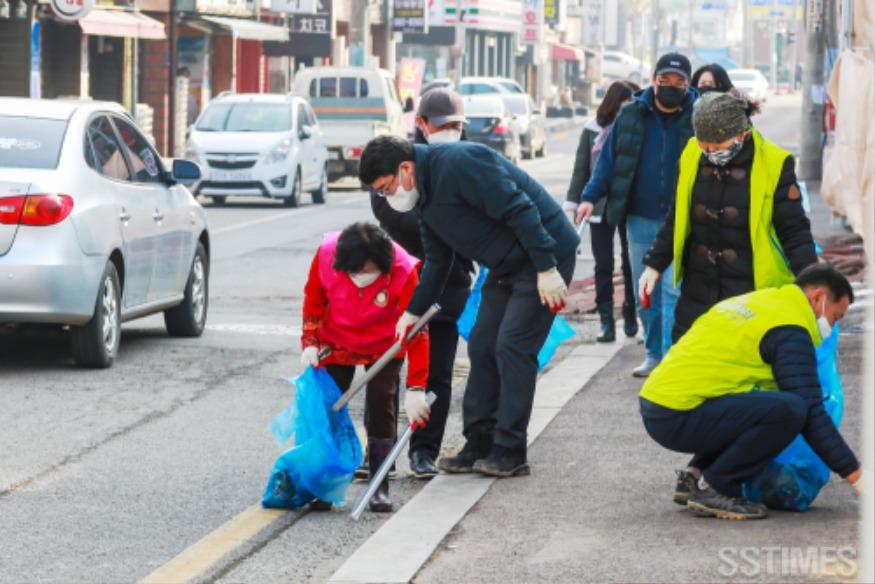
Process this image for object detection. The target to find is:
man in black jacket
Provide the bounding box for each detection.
[359,136,579,477]
[369,88,474,478]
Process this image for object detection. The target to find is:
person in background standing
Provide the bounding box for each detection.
[577,53,698,377]
[370,88,473,479]
[691,64,735,94]
[564,80,640,342]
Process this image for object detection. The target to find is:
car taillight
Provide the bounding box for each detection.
[343,146,363,159]
[0,194,74,226]
[0,196,25,225]
[492,120,510,135]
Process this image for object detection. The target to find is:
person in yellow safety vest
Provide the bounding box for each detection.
[639,264,864,520]
[639,91,817,344]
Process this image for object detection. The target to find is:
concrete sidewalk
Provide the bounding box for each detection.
[414,335,864,583]
[412,188,866,583]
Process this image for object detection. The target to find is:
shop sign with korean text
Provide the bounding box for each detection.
[521,0,541,45]
[51,0,94,21]
[393,0,428,33]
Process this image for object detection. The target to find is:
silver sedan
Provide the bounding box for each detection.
[0,98,209,368]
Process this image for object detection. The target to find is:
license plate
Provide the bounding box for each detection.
[328,151,340,160]
[212,170,251,182]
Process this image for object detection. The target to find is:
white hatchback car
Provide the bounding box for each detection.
[728,69,770,102]
[0,98,209,368]
[187,93,329,207]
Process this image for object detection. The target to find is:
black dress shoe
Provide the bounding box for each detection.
[410,450,438,479]
[309,499,333,511]
[472,445,530,478]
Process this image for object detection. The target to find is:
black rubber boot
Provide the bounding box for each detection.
[438,426,493,474]
[368,438,394,513]
[596,302,616,343]
[354,444,396,481]
[622,300,638,338]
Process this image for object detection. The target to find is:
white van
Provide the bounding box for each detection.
[294,67,408,182]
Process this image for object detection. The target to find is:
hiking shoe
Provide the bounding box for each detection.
[472,446,530,478]
[632,356,661,378]
[438,440,491,473]
[687,487,768,520]
[410,450,439,479]
[673,469,698,506]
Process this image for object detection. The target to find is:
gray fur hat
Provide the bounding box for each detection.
[692,92,749,143]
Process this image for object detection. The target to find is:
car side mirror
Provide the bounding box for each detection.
[299,125,313,140]
[172,159,202,185]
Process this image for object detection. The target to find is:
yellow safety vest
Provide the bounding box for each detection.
[672,130,795,289]
[640,285,821,411]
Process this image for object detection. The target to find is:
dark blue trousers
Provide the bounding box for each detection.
[640,392,808,497]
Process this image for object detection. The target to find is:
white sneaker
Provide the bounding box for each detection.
[632,356,661,378]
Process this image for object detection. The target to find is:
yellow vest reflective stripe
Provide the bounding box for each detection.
[672,130,795,290]
[639,285,821,411]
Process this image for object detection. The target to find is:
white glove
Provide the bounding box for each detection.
[537,267,568,310]
[395,311,420,341]
[639,266,661,298]
[300,346,320,367]
[404,388,430,427]
[562,201,578,225]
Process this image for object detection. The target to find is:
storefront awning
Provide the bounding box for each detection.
[551,43,584,62]
[79,10,166,40]
[200,16,289,42]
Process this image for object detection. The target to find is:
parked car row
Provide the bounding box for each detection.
[1,98,209,368]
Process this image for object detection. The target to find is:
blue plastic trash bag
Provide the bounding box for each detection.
[457,267,488,341]
[262,367,362,509]
[741,323,843,511]
[457,267,576,371]
[537,316,576,371]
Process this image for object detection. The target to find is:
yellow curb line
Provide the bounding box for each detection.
[139,504,287,584]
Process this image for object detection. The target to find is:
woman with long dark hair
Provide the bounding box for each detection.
[565,80,641,342]
[691,64,734,94]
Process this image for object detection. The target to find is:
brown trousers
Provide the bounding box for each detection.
[325,359,402,440]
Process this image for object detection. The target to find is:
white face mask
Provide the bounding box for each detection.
[427,128,462,144]
[386,170,420,212]
[350,271,380,288]
[817,296,833,339]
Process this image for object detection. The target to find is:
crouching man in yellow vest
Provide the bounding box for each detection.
[639,263,864,520]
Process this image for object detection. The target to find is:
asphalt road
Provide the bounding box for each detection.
[0,128,593,583]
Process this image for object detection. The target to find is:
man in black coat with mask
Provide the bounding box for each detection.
[369,88,474,478]
[359,132,579,478]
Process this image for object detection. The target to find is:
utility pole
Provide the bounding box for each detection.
[383,0,396,74]
[349,0,370,67]
[798,0,826,180]
[650,0,660,67]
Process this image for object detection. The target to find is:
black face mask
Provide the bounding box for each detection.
[656,85,687,109]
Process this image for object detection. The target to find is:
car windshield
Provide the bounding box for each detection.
[0,116,67,169]
[464,98,504,117]
[730,72,756,82]
[196,103,292,132]
[499,82,524,94]
[504,96,528,115]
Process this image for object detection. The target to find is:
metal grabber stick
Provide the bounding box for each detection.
[331,304,441,413]
[350,391,437,521]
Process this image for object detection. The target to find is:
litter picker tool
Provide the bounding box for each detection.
[350,392,438,521]
[331,304,441,413]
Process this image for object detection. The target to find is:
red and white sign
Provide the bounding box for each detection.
[51,0,94,21]
[521,0,541,45]
[397,58,427,104]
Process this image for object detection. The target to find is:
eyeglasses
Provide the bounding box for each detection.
[372,171,400,198]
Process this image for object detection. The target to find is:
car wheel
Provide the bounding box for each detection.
[164,242,209,337]
[310,165,328,205]
[71,261,121,368]
[212,196,226,206]
[283,169,301,208]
